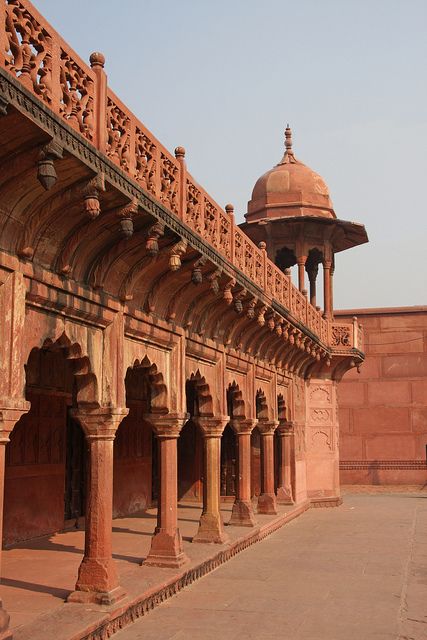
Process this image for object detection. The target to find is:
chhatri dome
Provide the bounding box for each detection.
[247,125,335,222]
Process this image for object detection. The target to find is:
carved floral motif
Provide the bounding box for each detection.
[59,49,94,141]
[204,199,218,246]
[135,129,157,195]
[106,97,130,169]
[160,154,178,213]
[332,325,351,347]
[185,180,202,233]
[5,0,53,104]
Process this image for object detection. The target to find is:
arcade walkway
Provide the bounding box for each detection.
[112,493,427,640]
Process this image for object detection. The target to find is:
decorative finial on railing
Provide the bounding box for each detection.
[225,203,234,215]
[174,146,186,159]
[89,52,105,69]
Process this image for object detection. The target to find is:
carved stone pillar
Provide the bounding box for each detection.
[257,421,279,515]
[323,260,332,320]
[276,421,295,505]
[229,419,257,527]
[193,417,229,544]
[0,401,29,640]
[144,414,189,568]
[297,256,307,292]
[67,407,128,605]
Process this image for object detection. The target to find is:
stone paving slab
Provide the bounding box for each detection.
[111,494,427,640]
[4,500,310,640]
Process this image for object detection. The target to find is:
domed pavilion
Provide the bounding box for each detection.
[240,126,368,318]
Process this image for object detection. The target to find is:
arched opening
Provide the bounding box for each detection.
[220,424,236,498]
[220,383,242,499]
[251,389,268,499]
[275,246,297,286]
[274,394,287,492]
[305,248,324,308]
[177,375,204,501]
[4,341,88,545]
[114,357,166,516]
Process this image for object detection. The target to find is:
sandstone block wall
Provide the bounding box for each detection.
[336,307,427,485]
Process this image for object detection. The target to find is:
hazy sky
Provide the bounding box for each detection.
[35,0,427,309]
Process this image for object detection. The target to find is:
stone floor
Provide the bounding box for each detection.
[2,500,308,639]
[111,494,427,640]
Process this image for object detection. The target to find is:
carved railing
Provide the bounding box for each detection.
[0,0,360,351]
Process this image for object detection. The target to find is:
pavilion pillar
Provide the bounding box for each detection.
[229,419,257,527]
[323,259,332,320]
[67,407,128,605]
[0,402,29,640]
[144,414,189,568]
[297,256,307,292]
[330,259,335,320]
[257,421,279,514]
[193,417,229,544]
[276,421,295,505]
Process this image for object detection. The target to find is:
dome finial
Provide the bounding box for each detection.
[285,124,293,154]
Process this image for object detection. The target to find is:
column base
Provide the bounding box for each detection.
[229,499,257,527]
[68,557,124,605]
[192,512,229,544]
[0,602,12,640]
[276,486,294,505]
[257,493,277,515]
[144,530,189,568]
[67,585,126,606]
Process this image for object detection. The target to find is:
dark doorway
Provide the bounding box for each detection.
[221,425,236,497]
[64,410,86,523]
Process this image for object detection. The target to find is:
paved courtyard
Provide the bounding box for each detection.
[113,494,427,640]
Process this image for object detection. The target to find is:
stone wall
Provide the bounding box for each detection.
[336,307,427,485]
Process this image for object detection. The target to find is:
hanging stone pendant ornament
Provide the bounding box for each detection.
[169,239,188,271]
[146,222,165,256]
[82,174,105,219]
[37,140,63,190]
[117,198,138,239]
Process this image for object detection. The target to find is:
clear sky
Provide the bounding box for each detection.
[34,0,427,309]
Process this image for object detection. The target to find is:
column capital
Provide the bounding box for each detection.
[144,412,189,438]
[276,420,295,436]
[71,406,128,439]
[230,418,257,435]
[257,420,279,435]
[194,416,228,437]
[0,397,30,441]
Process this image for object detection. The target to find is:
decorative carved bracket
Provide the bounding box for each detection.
[117,197,138,238]
[145,221,165,256]
[81,173,105,219]
[37,140,63,190]
[169,238,188,271]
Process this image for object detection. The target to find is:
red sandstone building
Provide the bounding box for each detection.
[0,1,371,638]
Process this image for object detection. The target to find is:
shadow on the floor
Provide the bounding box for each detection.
[2,576,69,599]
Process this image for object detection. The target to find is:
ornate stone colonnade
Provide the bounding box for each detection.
[0,1,365,637]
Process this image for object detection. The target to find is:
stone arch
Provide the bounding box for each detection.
[125,356,168,414]
[4,332,95,545]
[277,393,287,422]
[186,370,214,418]
[255,388,269,421]
[114,356,168,517]
[227,381,246,420]
[25,331,98,409]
